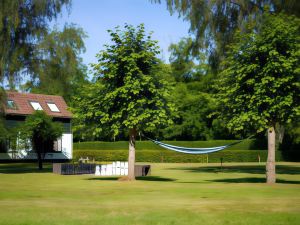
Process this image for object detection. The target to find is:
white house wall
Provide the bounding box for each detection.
[62,133,73,159]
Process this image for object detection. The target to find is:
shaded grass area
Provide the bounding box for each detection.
[170,164,300,175]
[0,163,52,174]
[0,162,299,225]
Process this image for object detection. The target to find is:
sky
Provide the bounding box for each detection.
[53,0,191,70]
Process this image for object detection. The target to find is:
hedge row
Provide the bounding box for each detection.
[73,149,284,163]
[74,139,267,151]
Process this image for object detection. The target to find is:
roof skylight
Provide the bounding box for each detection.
[7,100,18,110]
[47,103,60,112]
[30,101,43,110]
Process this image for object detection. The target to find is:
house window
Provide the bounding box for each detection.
[47,103,60,112]
[30,101,43,110]
[6,100,18,110]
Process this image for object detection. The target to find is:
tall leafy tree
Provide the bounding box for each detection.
[152,0,300,72]
[216,13,300,183]
[0,0,71,87]
[0,0,71,136]
[72,24,174,180]
[19,111,63,170]
[23,24,88,102]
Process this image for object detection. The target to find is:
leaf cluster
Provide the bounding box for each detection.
[19,111,63,145]
[72,24,175,138]
[23,24,88,102]
[216,13,300,132]
[0,0,71,87]
[152,0,300,72]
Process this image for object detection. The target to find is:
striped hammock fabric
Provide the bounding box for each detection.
[145,137,248,154]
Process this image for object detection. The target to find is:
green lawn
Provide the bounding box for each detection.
[0,162,299,225]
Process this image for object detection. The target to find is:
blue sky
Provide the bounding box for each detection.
[54,0,191,69]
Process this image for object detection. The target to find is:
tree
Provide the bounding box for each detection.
[22,24,88,102]
[169,38,197,82]
[216,13,300,183]
[152,0,300,72]
[162,82,216,140]
[20,111,63,170]
[0,0,71,87]
[72,24,174,180]
[0,0,73,130]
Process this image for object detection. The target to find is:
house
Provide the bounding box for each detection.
[0,91,72,161]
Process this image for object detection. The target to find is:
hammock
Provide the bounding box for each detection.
[144,136,252,155]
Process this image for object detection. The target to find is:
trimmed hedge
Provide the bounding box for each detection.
[74,139,266,151]
[73,149,283,163]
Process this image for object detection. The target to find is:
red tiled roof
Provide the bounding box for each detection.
[4,91,72,118]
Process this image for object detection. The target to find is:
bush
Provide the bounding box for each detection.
[73,139,265,151]
[73,149,284,163]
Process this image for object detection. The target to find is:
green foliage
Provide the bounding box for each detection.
[153,0,300,72]
[169,37,209,82]
[19,111,63,169]
[280,121,300,152]
[161,82,216,140]
[0,0,71,87]
[73,139,266,151]
[216,13,300,132]
[20,111,63,142]
[73,149,283,163]
[72,24,175,139]
[0,88,6,141]
[0,118,6,141]
[23,24,88,102]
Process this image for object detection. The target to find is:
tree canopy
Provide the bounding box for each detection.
[216,12,300,133]
[72,24,175,139]
[0,0,71,87]
[23,24,88,102]
[152,0,300,72]
[19,111,63,169]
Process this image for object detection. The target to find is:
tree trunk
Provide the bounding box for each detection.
[38,155,43,170]
[35,139,43,170]
[266,126,276,184]
[128,128,136,181]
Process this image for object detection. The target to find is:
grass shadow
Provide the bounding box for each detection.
[136,176,176,182]
[87,177,119,181]
[0,163,52,174]
[87,176,176,182]
[171,165,300,175]
[207,177,300,184]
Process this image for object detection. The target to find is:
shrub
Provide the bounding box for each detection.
[73,139,265,151]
